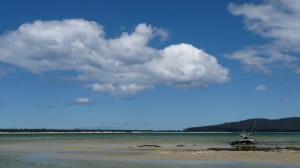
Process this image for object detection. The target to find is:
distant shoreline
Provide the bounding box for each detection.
[2,117,300,134]
[0,131,299,134]
[0,131,232,134]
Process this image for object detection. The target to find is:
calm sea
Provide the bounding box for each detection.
[0,132,299,168]
[1,132,299,148]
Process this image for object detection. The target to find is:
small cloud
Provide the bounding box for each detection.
[255,84,267,91]
[69,98,91,105]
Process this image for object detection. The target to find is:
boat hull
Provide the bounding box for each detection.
[231,139,256,145]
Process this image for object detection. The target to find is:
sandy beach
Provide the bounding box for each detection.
[1,143,299,163]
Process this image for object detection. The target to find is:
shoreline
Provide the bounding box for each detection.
[0,131,238,135]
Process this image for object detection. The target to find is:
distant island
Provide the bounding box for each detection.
[184,117,300,132]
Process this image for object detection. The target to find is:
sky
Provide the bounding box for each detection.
[0,0,300,130]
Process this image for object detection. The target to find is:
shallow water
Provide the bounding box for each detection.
[1,132,299,147]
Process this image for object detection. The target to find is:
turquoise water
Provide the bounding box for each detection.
[0,133,299,168]
[1,132,299,148]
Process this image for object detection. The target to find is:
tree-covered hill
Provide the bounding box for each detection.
[184,117,300,132]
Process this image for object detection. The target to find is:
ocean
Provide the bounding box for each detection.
[0,132,299,168]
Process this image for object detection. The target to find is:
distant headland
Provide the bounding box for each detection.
[184,117,300,132]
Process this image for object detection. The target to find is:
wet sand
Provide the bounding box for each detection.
[101,146,300,163]
[1,143,300,163]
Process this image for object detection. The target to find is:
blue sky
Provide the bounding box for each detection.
[0,0,299,130]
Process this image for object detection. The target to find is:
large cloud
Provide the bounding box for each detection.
[228,0,300,74]
[0,19,229,95]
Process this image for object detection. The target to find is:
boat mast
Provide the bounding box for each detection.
[250,119,256,135]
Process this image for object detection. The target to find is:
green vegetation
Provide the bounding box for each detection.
[184,117,300,132]
[208,146,300,151]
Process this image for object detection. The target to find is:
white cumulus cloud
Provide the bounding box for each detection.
[0,19,229,95]
[255,84,267,91]
[227,0,300,74]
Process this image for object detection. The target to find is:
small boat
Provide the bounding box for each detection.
[231,131,256,145]
[231,119,257,146]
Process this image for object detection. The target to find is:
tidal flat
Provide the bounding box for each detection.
[0,133,299,168]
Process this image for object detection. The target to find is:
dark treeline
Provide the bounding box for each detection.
[0,128,180,133]
[184,117,300,132]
